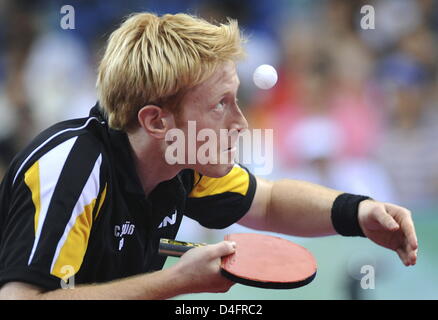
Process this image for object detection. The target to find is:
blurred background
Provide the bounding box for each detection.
[0,0,437,299]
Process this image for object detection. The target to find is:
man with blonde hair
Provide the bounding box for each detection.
[0,13,417,299]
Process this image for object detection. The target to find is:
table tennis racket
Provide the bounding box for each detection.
[159,233,317,289]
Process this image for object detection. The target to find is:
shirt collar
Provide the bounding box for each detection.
[108,128,146,197]
[89,102,187,210]
[88,102,144,196]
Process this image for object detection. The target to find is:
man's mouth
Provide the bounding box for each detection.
[224,146,237,152]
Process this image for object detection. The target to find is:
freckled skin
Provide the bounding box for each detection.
[177,61,248,177]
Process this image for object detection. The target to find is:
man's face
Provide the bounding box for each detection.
[175,61,248,177]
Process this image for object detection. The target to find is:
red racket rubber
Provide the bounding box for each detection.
[220,233,317,289]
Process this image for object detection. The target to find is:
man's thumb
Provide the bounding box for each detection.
[213,241,236,257]
[377,212,399,231]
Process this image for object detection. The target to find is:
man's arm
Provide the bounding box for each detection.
[0,241,236,300]
[238,178,342,236]
[238,177,418,266]
[0,269,182,300]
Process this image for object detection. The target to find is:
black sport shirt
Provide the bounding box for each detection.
[0,104,257,290]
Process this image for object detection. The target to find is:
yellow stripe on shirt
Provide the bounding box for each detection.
[50,198,96,281]
[24,161,41,234]
[189,166,250,198]
[95,183,108,221]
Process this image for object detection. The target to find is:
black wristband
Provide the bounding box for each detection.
[331,193,371,237]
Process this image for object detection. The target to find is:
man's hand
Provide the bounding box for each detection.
[358,200,418,266]
[172,241,236,294]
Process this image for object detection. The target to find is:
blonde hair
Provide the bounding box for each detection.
[96,12,245,131]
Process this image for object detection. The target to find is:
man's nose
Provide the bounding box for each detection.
[231,106,249,134]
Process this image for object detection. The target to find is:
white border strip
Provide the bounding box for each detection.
[49,154,102,274]
[13,117,100,185]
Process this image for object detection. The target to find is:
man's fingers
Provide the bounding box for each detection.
[387,205,418,250]
[409,248,418,265]
[396,248,409,266]
[396,246,417,266]
[404,227,418,253]
[375,209,399,231]
[405,237,418,265]
[395,232,418,266]
[396,233,418,266]
[209,241,236,258]
[400,217,418,251]
[381,204,418,266]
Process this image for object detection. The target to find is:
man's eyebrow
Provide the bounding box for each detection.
[210,75,240,103]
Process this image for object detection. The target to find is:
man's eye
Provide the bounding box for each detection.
[214,102,225,111]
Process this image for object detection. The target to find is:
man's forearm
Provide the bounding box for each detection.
[1,242,237,300]
[1,266,186,300]
[266,179,343,237]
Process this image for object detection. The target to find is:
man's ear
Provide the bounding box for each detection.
[137,105,176,139]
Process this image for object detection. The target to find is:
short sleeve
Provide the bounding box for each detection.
[184,164,257,229]
[0,134,108,290]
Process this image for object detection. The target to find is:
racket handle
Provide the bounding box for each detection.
[158,238,206,257]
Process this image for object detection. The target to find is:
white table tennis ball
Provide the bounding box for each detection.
[253,64,278,90]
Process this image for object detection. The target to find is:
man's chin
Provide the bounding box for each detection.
[195,162,235,178]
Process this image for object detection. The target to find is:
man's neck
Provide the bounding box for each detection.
[127,132,181,197]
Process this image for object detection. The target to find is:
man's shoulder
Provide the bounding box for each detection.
[8,115,109,187]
